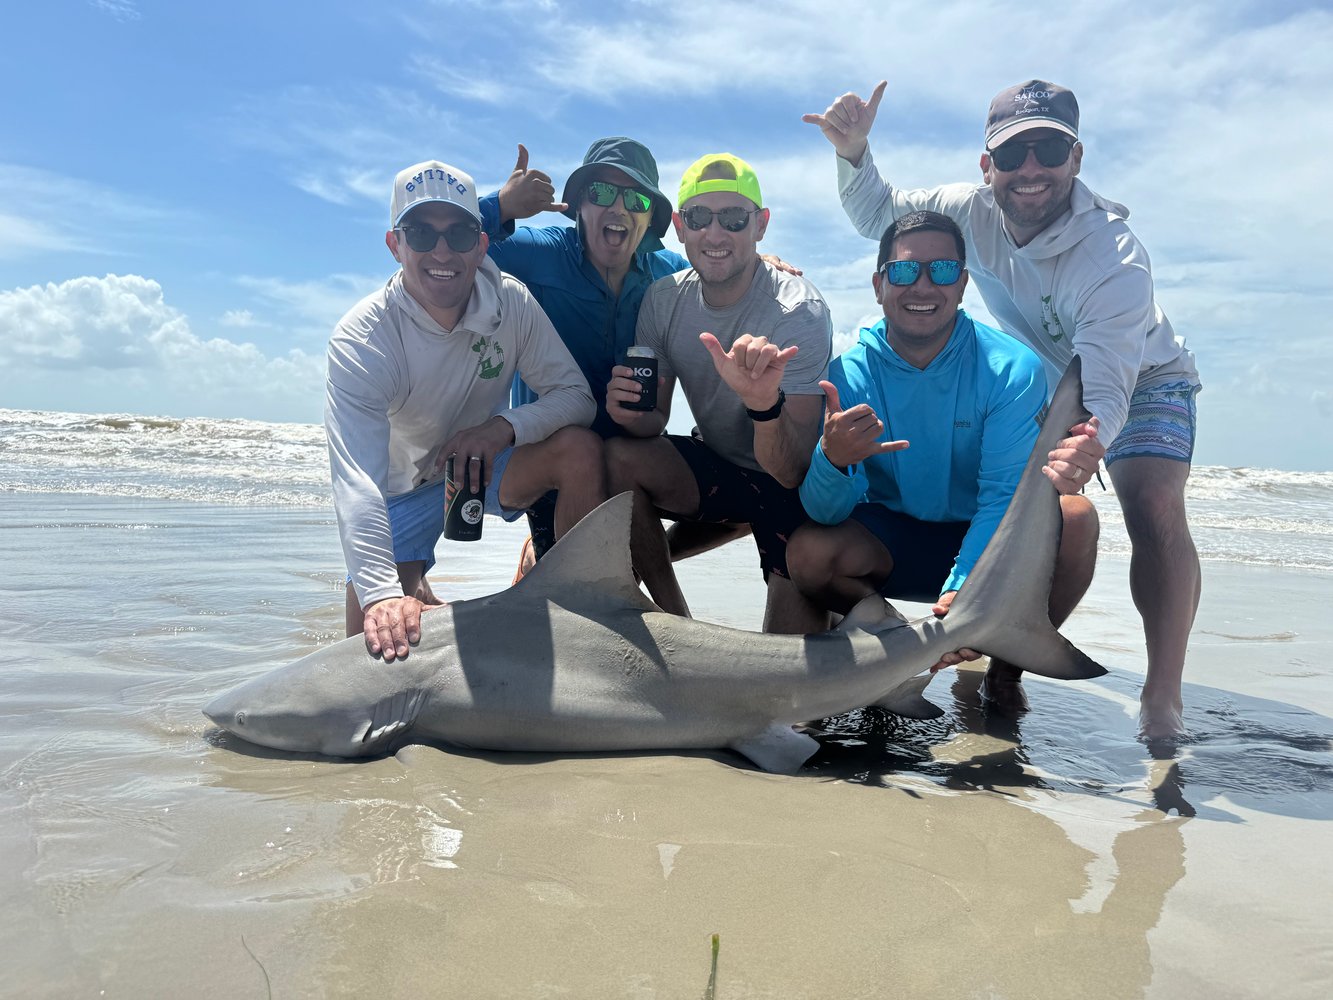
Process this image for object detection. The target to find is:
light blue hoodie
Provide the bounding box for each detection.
[799,311,1046,594]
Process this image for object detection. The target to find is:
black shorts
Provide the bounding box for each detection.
[662,435,808,580]
[849,504,969,602]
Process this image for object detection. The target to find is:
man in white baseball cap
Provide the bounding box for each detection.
[325,159,603,662]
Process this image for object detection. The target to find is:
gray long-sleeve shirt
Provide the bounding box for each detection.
[325,257,594,606]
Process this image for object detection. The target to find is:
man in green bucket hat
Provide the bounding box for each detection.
[480,138,757,572]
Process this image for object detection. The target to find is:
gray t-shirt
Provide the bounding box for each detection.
[635,261,833,471]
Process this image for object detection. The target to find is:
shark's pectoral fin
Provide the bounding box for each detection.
[729,723,820,774]
[870,673,944,719]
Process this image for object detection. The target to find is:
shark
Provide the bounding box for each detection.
[204,358,1106,772]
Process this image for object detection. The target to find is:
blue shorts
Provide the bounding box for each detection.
[848,504,969,602]
[662,435,808,580]
[1105,376,1200,465]
[385,447,524,573]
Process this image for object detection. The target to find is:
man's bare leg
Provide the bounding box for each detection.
[605,436,699,617]
[982,494,1100,712]
[785,519,893,618]
[1108,456,1199,739]
[763,573,832,635]
[667,521,752,561]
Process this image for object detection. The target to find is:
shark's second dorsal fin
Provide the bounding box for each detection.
[512,492,659,612]
[835,595,910,636]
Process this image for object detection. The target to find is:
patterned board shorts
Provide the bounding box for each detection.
[1105,377,1201,466]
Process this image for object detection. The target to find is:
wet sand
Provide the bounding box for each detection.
[1,494,1331,998]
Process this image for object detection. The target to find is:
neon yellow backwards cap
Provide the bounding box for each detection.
[677,153,762,209]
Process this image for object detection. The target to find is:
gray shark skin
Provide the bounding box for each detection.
[204,359,1105,773]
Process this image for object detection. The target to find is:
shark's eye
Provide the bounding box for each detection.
[234,712,247,727]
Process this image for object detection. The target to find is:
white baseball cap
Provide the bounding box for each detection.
[390,160,481,227]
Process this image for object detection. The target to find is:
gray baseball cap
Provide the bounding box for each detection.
[985,80,1080,149]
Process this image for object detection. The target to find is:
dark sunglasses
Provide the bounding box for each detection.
[680,205,760,232]
[396,221,480,254]
[880,258,963,287]
[988,136,1075,172]
[585,180,653,214]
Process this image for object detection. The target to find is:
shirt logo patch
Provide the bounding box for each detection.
[1040,295,1067,343]
[472,336,505,380]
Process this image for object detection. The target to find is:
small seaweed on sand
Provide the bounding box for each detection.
[702,932,720,999]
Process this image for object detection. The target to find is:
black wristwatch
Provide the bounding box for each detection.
[745,388,785,422]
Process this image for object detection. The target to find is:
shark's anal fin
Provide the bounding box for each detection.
[870,673,944,719]
[729,723,820,774]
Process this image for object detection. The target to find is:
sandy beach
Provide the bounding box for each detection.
[1,490,1330,998]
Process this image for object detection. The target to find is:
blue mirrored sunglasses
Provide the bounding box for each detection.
[880,258,963,287]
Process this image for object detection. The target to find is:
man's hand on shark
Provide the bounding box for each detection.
[362,596,424,662]
[928,590,982,672]
[1042,416,1103,494]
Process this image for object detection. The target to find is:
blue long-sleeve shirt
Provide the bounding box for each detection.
[799,311,1047,594]
[479,192,688,439]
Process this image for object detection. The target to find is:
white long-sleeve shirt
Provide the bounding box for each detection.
[837,148,1199,443]
[325,257,594,606]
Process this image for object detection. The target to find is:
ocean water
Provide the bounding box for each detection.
[1,407,1331,998]
[4,406,1331,572]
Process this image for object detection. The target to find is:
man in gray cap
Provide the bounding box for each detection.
[325,159,602,663]
[804,80,1202,739]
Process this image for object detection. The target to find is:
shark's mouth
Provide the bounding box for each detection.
[351,689,428,752]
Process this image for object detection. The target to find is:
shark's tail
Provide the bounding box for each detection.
[944,357,1107,681]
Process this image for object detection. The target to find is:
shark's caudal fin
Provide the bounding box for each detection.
[945,357,1108,681]
[512,492,660,612]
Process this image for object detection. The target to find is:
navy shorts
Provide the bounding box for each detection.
[662,435,808,580]
[848,504,969,602]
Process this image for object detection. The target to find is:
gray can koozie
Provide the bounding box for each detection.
[443,456,484,541]
[622,346,658,412]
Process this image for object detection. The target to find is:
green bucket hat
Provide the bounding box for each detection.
[561,136,673,250]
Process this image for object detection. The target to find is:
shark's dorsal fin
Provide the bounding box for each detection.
[511,492,659,612]
[835,595,910,635]
[869,673,944,719]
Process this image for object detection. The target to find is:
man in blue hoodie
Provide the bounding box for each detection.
[788,211,1098,689]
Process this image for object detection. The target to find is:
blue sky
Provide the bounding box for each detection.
[2,0,1330,471]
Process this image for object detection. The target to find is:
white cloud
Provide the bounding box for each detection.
[0,275,324,420]
[220,309,258,328]
[0,164,181,262]
[89,0,140,22]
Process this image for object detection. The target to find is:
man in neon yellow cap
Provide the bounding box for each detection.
[605,153,833,634]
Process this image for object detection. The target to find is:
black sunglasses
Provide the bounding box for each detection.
[585,180,653,214]
[680,205,760,232]
[396,221,481,254]
[988,136,1075,173]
